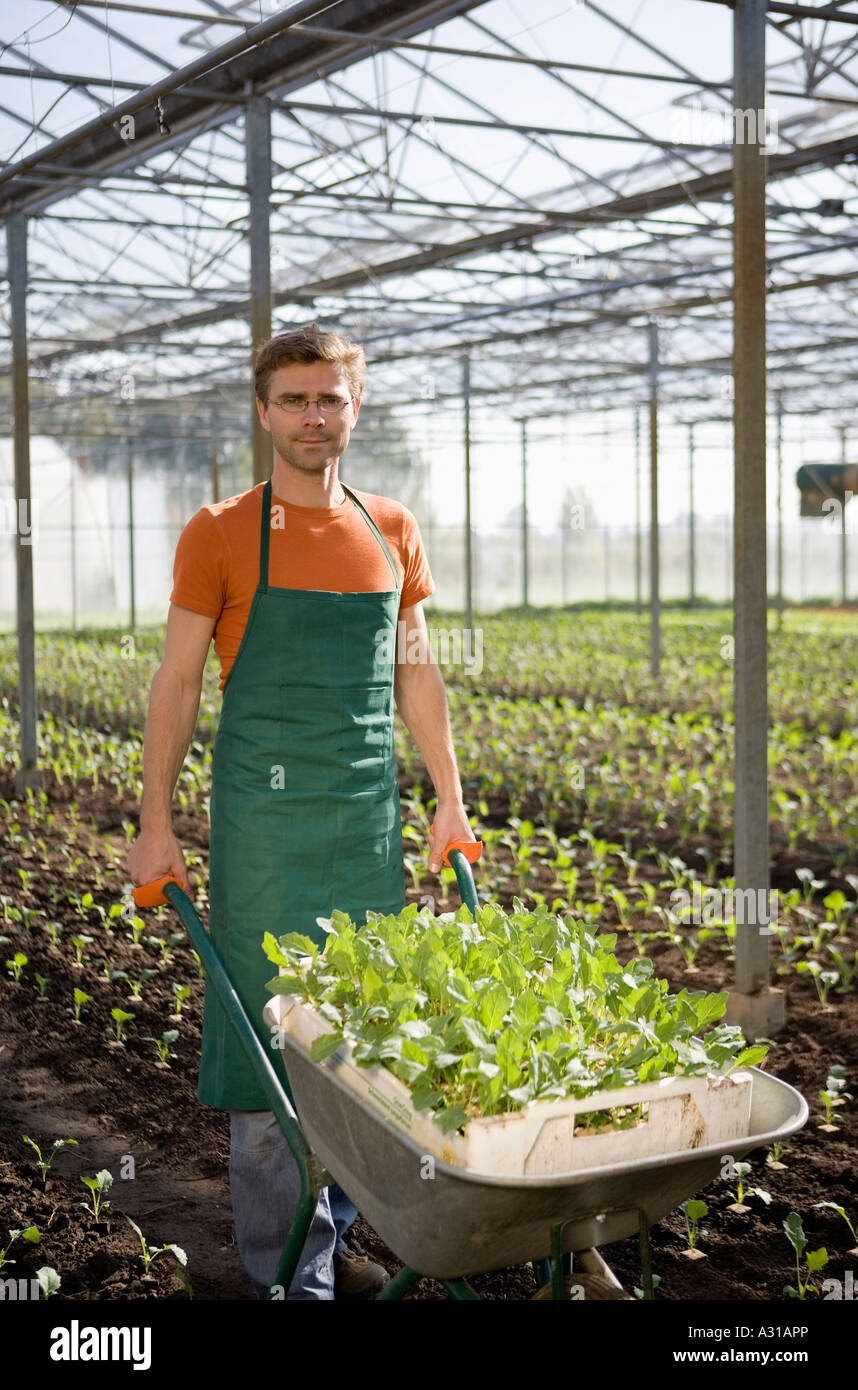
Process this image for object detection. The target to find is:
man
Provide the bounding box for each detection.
[127,324,475,1300]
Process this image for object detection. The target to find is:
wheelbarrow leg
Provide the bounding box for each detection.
[267,1154,333,1299]
[374,1266,423,1300]
[638,1209,654,1299]
[442,1278,480,1300]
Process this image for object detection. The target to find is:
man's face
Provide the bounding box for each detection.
[257,361,359,474]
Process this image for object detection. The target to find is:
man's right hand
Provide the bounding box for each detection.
[127,826,192,896]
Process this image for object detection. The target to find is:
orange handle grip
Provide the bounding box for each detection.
[441,838,482,867]
[132,874,181,909]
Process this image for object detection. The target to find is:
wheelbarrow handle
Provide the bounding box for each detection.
[440,837,482,867]
[132,873,181,908]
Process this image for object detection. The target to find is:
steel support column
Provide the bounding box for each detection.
[462,353,473,632]
[126,437,136,631]
[688,422,696,608]
[839,426,849,606]
[729,0,783,1029]
[519,418,529,608]
[776,393,784,623]
[648,322,660,678]
[7,213,42,793]
[634,405,642,616]
[246,92,272,486]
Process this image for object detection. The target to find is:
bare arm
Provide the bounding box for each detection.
[126,603,216,891]
[393,602,475,873]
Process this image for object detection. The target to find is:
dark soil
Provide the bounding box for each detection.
[1,776,856,1301]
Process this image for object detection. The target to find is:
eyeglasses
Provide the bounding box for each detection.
[267,394,353,414]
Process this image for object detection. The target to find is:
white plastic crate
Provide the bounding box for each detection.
[263,991,754,1177]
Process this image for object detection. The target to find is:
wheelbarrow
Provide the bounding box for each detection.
[133,843,809,1301]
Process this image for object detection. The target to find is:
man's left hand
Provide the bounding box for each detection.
[428,800,477,874]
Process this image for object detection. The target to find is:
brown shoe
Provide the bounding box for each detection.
[333,1247,390,1299]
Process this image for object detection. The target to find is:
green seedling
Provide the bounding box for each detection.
[821,888,852,930]
[783,1212,827,1299]
[171,982,191,1017]
[0,1226,40,1269]
[826,944,857,993]
[124,1214,188,1274]
[147,932,183,965]
[125,913,146,946]
[766,1139,793,1170]
[22,1135,78,1186]
[34,972,50,998]
[36,1266,61,1298]
[80,1170,113,1220]
[127,968,157,1000]
[795,868,826,906]
[726,1161,772,1212]
[71,934,94,966]
[189,949,204,979]
[110,1008,135,1044]
[814,1201,858,1254]
[681,1199,708,1253]
[44,920,63,944]
[819,1064,852,1129]
[146,1029,179,1065]
[70,987,93,1023]
[796,959,840,1004]
[5,952,27,982]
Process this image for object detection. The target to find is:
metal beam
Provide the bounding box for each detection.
[1,0,492,219]
[247,92,272,486]
[462,353,473,633]
[730,0,782,1028]
[6,214,42,793]
[648,321,660,679]
[688,422,697,608]
[519,418,529,608]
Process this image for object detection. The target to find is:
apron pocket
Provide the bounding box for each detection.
[279,682,394,792]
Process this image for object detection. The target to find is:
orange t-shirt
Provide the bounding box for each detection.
[170,481,435,690]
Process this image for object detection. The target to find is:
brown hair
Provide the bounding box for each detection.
[254,323,366,402]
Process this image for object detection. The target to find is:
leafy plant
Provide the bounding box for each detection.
[145,1029,179,1065]
[124,1214,188,1274]
[110,1007,135,1044]
[80,1170,113,1220]
[726,1161,772,1211]
[36,1266,61,1298]
[819,1064,852,1128]
[264,901,767,1136]
[783,1213,827,1299]
[813,1200,857,1253]
[171,982,190,1016]
[34,972,50,998]
[70,987,92,1022]
[0,1225,40,1269]
[5,952,27,982]
[681,1199,708,1250]
[796,959,840,1004]
[22,1135,78,1185]
[70,934,94,966]
[766,1139,793,1169]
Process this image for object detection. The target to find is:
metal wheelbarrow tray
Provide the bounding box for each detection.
[273,1025,808,1281]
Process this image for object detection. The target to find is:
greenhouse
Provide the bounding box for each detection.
[0,0,856,1335]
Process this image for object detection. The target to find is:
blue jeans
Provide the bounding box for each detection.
[229,1109,358,1300]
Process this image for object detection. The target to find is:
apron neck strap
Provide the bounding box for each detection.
[259,477,401,594]
[259,478,272,589]
[340,483,401,592]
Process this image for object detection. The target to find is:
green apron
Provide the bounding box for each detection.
[198,478,407,1110]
